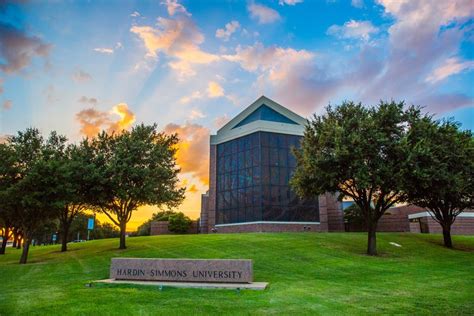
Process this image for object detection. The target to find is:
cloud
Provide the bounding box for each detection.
[415,93,473,114]
[188,184,198,193]
[327,20,378,41]
[73,70,92,82]
[279,0,303,5]
[109,103,136,132]
[0,22,52,74]
[76,108,111,137]
[163,122,210,185]
[360,0,473,107]
[162,0,190,16]
[189,109,205,120]
[214,114,230,129]
[93,47,114,54]
[130,10,219,78]
[78,96,98,106]
[207,81,224,98]
[224,42,337,114]
[216,21,240,41]
[130,11,141,17]
[43,84,59,103]
[0,78,3,94]
[351,0,364,8]
[425,57,474,83]
[76,103,136,137]
[248,3,281,24]
[180,91,203,104]
[3,100,12,110]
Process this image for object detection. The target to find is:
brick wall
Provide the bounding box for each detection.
[200,193,209,233]
[423,216,474,235]
[150,221,199,235]
[214,222,321,233]
[325,193,344,231]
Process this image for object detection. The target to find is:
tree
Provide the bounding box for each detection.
[0,141,17,254]
[404,115,474,248]
[168,212,192,234]
[136,210,179,236]
[90,124,185,249]
[291,101,412,255]
[56,142,98,252]
[6,129,67,263]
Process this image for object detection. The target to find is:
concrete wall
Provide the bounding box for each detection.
[150,221,199,235]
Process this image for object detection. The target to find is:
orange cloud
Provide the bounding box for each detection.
[76,103,136,138]
[163,122,209,185]
[130,1,219,79]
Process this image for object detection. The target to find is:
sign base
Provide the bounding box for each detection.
[93,279,268,290]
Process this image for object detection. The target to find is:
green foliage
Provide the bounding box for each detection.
[168,212,192,234]
[343,204,366,229]
[1,128,69,262]
[68,213,120,240]
[135,210,188,236]
[291,101,416,255]
[403,113,474,247]
[89,124,185,248]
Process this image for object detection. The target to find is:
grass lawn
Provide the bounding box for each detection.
[0,232,473,315]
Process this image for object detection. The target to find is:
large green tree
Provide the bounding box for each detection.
[5,129,67,263]
[404,115,474,248]
[90,124,185,249]
[56,141,100,252]
[0,141,18,254]
[291,101,413,255]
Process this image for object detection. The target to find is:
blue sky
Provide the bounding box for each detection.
[0,0,473,227]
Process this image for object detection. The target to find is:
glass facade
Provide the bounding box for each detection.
[216,131,319,224]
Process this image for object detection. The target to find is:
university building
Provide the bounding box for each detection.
[200,96,345,233]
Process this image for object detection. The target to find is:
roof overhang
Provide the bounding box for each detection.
[211,96,307,145]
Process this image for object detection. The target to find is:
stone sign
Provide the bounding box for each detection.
[110,258,253,283]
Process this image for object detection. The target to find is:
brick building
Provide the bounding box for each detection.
[200,96,344,233]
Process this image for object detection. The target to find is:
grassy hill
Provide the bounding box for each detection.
[0,232,473,315]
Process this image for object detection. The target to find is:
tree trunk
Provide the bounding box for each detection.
[0,227,9,254]
[119,221,127,249]
[442,225,453,248]
[12,231,17,248]
[367,223,377,256]
[16,237,22,249]
[61,226,69,252]
[19,237,30,264]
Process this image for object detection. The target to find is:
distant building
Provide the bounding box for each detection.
[200,96,344,233]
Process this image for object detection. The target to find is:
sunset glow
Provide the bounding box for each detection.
[1,0,472,230]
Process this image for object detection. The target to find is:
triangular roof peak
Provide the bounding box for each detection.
[217,95,306,134]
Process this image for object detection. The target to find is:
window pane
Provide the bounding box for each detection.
[270,167,279,185]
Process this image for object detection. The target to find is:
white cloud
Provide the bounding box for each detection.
[161,0,190,16]
[130,11,141,17]
[189,109,206,120]
[216,21,240,41]
[279,0,303,5]
[327,20,378,41]
[426,57,474,83]
[179,91,203,104]
[351,0,364,8]
[93,47,114,54]
[248,3,281,24]
[130,12,219,79]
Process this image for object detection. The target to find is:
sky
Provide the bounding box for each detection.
[0,0,473,230]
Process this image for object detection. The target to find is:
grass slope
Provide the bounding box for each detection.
[0,233,473,315]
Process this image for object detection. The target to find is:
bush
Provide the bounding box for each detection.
[168,212,192,234]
